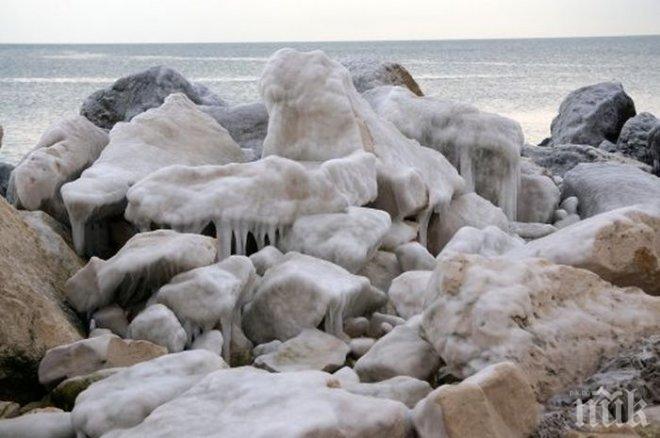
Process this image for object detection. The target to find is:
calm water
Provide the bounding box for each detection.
[1,36,659,164]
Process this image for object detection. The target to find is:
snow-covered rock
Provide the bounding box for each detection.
[155,256,257,361]
[243,252,386,343]
[200,101,268,154]
[81,66,225,130]
[422,253,660,400]
[62,93,243,256]
[254,329,349,372]
[248,245,284,275]
[65,230,216,313]
[562,163,660,218]
[548,82,636,147]
[342,57,423,96]
[127,304,187,353]
[348,337,375,358]
[345,375,432,408]
[364,85,523,219]
[388,270,433,319]
[439,225,524,258]
[509,204,660,295]
[0,411,74,438]
[7,116,109,224]
[517,173,560,223]
[281,207,391,273]
[191,330,224,356]
[71,350,225,438]
[395,241,435,272]
[510,221,557,240]
[613,112,658,165]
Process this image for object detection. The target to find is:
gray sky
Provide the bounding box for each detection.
[1,0,659,44]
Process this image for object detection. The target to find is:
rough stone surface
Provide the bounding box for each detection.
[342,57,423,96]
[357,250,402,292]
[439,225,524,258]
[613,112,658,165]
[51,368,121,411]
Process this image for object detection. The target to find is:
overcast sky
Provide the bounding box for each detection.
[1,0,659,44]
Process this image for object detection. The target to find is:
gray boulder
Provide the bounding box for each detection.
[548,82,636,146]
[81,66,225,129]
[612,112,659,165]
[200,102,268,156]
[342,57,423,96]
[0,162,13,198]
[650,124,660,176]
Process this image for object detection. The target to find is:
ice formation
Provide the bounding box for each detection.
[61,93,244,256]
[7,116,109,224]
[364,85,523,219]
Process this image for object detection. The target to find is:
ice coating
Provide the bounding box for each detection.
[364,85,523,220]
[61,93,245,255]
[125,151,378,260]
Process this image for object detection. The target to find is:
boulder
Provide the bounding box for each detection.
[562,163,660,217]
[345,375,432,408]
[191,330,224,356]
[342,57,423,96]
[413,362,539,438]
[509,204,660,295]
[0,162,15,198]
[62,93,244,256]
[200,102,268,154]
[650,124,660,175]
[357,250,402,292]
[126,304,187,353]
[91,304,128,337]
[51,368,121,411]
[7,116,109,224]
[439,225,524,258]
[348,337,375,358]
[388,270,433,319]
[81,65,225,130]
[0,197,82,403]
[395,241,435,272]
[613,112,658,165]
[548,82,636,147]
[243,252,386,344]
[381,220,418,251]
[0,412,75,438]
[254,329,349,372]
[422,253,660,401]
[517,173,560,223]
[248,245,284,276]
[510,221,557,240]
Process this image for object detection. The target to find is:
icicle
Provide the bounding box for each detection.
[71,219,86,255]
[417,205,433,248]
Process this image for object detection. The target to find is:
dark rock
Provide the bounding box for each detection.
[342,57,423,96]
[81,66,225,130]
[200,102,268,158]
[0,162,13,198]
[649,124,660,176]
[612,112,659,165]
[548,82,636,147]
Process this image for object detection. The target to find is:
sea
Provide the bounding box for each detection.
[1,36,659,164]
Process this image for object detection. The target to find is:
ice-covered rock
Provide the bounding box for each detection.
[427,192,509,255]
[510,204,660,295]
[344,317,370,339]
[50,368,121,411]
[243,252,387,344]
[349,337,375,358]
[342,57,423,96]
[517,173,560,223]
[65,230,217,313]
[81,66,225,130]
[365,85,523,219]
[510,221,557,240]
[563,163,660,218]
[613,112,658,165]
[422,253,660,400]
[0,411,74,438]
[548,82,636,147]
[381,220,418,251]
[91,304,128,337]
[357,250,402,292]
[248,245,284,275]
[413,361,539,438]
[388,270,433,319]
[650,124,660,175]
[155,256,257,361]
[200,101,268,154]
[281,207,391,273]
[62,93,244,256]
[0,161,13,198]
[7,116,109,224]
[102,367,410,437]
[345,375,432,408]
[71,350,225,438]
[191,330,224,356]
[254,328,349,372]
[395,241,435,271]
[127,304,187,353]
[439,225,524,258]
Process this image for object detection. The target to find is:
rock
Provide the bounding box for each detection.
[281,207,391,273]
[395,241,435,272]
[613,112,658,164]
[357,250,402,292]
[0,161,15,198]
[200,102,268,154]
[248,245,284,276]
[388,270,433,319]
[562,163,660,217]
[7,116,109,224]
[62,93,244,257]
[522,143,652,177]
[252,340,281,358]
[344,317,370,339]
[349,337,376,358]
[554,213,581,229]
[560,196,579,215]
[255,329,349,372]
[365,85,523,219]
[518,173,560,223]
[427,192,509,255]
[51,368,121,411]
[81,66,225,130]
[191,330,224,356]
[0,412,74,438]
[91,304,128,337]
[65,230,217,314]
[422,253,660,401]
[101,367,410,437]
[333,366,360,387]
[650,124,660,175]
[243,252,386,344]
[354,316,440,382]
[554,208,568,221]
[127,304,187,353]
[155,256,257,361]
[413,362,539,438]
[439,225,524,258]
[0,197,82,403]
[38,334,166,387]
[510,221,557,239]
[548,82,636,147]
[71,350,226,438]
[342,57,423,96]
[509,204,660,295]
[0,401,20,419]
[345,375,432,408]
[381,220,418,251]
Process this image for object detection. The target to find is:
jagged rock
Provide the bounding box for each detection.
[7,116,109,224]
[518,173,560,223]
[345,375,432,408]
[0,411,74,438]
[364,85,523,219]
[243,252,386,344]
[62,93,244,256]
[439,225,524,258]
[357,250,402,292]
[65,230,217,313]
[342,57,423,96]
[422,253,660,401]
[613,112,658,165]
[650,124,660,175]
[191,330,224,356]
[388,271,432,319]
[381,220,418,251]
[510,204,660,295]
[548,82,636,147]
[0,197,82,403]
[51,368,121,411]
[81,66,225,130]
[254,329,349,372]
[413,362,539,438]
[249,245,284,276]
[510,221,557,240]
[200,102,268,154]
[71,350,226,438]
[395,241,435,272]
[101,367,410,437]
[0,161,13,198]
[127,304,187,353]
